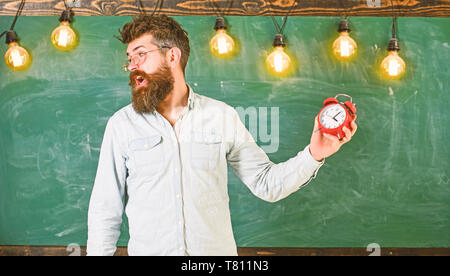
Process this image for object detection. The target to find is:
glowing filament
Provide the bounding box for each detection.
[10,49,23,67]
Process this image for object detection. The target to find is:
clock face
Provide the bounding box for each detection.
[319,104,346,129]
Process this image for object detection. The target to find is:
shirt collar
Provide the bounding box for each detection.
[186,84,195,110]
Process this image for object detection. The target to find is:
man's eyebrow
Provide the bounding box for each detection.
[126,45,146,56]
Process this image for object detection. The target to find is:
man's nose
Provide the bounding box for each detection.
[128,64,138,72]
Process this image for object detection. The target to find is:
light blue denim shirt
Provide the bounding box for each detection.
[87,85,324,256]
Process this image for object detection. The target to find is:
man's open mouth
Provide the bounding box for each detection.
[135,75,147,88]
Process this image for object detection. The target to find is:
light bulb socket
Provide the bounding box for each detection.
[273,34,285,47]
[387,38,400,51]
[5,30,18,44]
[338,19,351,33]
[59,8,74,23]
[214,17,226,30]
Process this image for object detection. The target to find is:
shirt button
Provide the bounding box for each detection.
[179,247,184,251]
[175,168,179,173]
[178,220,182,225]
[144,144,148,149]
[176,194,180,198]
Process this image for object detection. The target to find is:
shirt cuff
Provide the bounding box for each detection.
[304,144,325,166]
[296,145,325,188]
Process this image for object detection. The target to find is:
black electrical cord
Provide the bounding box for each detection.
[338,0,347,19]
[137,0,145,14]
[113,0,163,42]
[0,0,26,41]
[9,0,26,31]
[392,16,397,39]
[268,0,297,35]
[336,0,353,33]
[153,0,163,16]
[137,0,163,16]
[390,0,397,39]
[387,0,400,51]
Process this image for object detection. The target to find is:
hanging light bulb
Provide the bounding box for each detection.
[380,15,406,80]
[332,18,357,61]
[51,8,77,51]
[380,38,405,79]
[4,30,31,71]
[266,34,292,76]
[210,17,235,58]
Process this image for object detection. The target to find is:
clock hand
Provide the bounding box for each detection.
[332,112,342,121]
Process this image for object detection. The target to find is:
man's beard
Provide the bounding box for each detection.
[128,63,174,114]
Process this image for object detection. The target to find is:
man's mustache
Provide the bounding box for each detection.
[128,70,150,88]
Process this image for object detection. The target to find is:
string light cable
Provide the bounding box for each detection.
[50,0,78,50]
[380,0,406,79]
[114,0,163,43]
[209,0,236,57]
[136,0,163,16]
[265,0,297,75]
[331,0,357,61]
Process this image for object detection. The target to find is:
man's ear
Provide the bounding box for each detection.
[167,47,182,69]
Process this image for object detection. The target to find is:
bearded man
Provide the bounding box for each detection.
[87,15,357,256]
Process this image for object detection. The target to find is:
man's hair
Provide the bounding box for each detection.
[117,14,190,74]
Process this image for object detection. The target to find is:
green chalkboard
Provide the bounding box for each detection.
[0,16,449,248]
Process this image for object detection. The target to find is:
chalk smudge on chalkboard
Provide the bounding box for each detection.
[55,224,84,238]
[388,87,394,96]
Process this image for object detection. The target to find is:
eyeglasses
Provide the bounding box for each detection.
[123,46,171,72]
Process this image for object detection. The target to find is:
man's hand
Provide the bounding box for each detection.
[309,115,358,162]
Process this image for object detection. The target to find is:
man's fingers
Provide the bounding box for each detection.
[351,122,357,136]
[313,116,319,132]
[323,133,339,144]
[350,115,358,136]
[341,135,350,144]
[343,127,352,141]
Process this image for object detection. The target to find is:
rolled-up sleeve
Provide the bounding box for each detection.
[87,116,127,256]
[226,109,324,203]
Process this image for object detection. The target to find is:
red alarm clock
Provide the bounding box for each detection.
[317,94,356,139]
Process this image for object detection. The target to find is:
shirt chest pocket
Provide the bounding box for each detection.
[190,132,222,171]
[129,136,165,171]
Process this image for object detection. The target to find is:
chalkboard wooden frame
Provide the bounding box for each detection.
[0,0,449,17]
[0,246,449,256]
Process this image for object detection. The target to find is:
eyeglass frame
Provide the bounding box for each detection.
[123,45,172,72]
